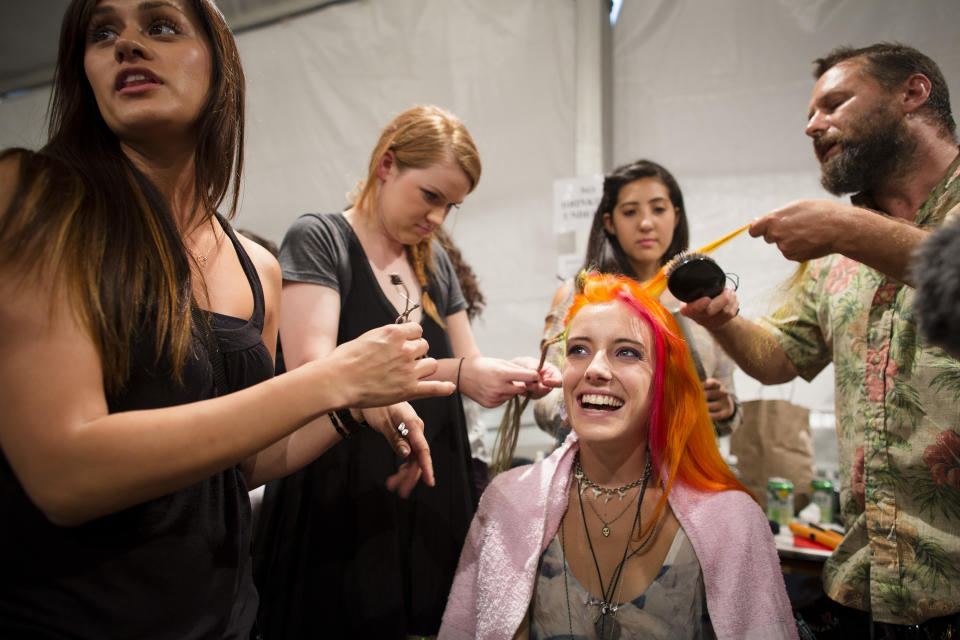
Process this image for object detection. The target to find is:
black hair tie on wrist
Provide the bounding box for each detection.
[329,408,369,438]
[456,357,466,391]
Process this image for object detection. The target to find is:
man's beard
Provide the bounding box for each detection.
[817,105,917,196]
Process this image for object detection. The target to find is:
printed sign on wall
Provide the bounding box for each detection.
[553,174,603,233]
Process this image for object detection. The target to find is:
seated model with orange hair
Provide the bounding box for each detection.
[439,272,798,640]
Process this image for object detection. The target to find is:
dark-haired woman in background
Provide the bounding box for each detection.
[0,1,446,637]
[535,160,741,443]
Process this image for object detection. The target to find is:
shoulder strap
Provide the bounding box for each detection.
[191,304,228,396]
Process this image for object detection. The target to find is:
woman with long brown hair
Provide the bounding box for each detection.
[0,1,447,637]
[252,104,560,638]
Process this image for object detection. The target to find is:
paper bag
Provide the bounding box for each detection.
[731,399,815,511]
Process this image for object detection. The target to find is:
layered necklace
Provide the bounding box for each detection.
[575,458,643,537]
[560,452,656,640]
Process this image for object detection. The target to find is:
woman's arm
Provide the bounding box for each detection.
[242,281,434,493]
[432,310,560,408]
[236,257,336,486]
[0,259,447,526]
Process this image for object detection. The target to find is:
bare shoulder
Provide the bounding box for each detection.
[551,280,572,308]
[236,233,281,288]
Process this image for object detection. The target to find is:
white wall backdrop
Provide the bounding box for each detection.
[2,0,960,452]
[237,0,576,370]
[613,0,960,411]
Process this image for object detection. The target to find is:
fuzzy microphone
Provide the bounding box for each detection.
[913,216,960,358]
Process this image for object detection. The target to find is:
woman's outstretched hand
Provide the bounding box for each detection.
[511,356,561,399]
[360,403,434,498]
[459,356,561,408]
[328,323,455,408]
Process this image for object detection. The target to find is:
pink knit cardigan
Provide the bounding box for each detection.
[439,434,798,640]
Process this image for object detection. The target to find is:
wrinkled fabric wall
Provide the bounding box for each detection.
[2,0,959,421]
[237,0,574,367]
[0,0,576,372]
[613,0,960,410]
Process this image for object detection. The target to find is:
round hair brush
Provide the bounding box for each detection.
[642,223,750,299]
[664,251,727,302]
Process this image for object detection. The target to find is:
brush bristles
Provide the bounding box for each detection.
[664,251,710,276]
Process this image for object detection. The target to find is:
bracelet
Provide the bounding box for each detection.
[328,411,350,439]
[329,408,369,439]
[456,357,466,391]
[717,399,740,423]
[337,408,369,435]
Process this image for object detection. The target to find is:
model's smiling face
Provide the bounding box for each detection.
[563,301,656,447]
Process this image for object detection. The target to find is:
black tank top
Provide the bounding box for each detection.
[253,214,477,638]
[0,218,273,639]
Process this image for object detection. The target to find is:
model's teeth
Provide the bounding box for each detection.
[581,394,623,409]
[124,74,149,86]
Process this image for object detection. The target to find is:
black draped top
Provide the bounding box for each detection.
[0,217,273,639]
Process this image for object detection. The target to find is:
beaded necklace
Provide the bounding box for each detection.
[575,458,647,502]
[559,453,656,639]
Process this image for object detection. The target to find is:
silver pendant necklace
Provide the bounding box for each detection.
[575,459,647,502]
[562,453,652,639]
[575,457,650,537]
[585,491,636,537]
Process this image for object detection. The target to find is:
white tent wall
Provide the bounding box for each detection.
[2,0,960,458]
[613,0,960,416]
[0,0,580,456]
[239,0,580,457]
[237,0,575,361]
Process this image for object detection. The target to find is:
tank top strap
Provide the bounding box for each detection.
[217,214,265,330]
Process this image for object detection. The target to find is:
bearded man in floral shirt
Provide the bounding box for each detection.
[686,43,960,638]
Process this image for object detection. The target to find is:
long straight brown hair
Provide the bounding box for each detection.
[0,0,245,393]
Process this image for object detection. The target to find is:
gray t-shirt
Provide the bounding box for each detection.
[278,212,468,318]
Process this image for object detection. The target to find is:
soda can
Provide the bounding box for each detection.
[766,477,794,527]
[811,478,835,523]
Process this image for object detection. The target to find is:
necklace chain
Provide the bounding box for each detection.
[188,224,219,267]
[585,490,636,538]
[561,453,653,639]
[575,460,647,503]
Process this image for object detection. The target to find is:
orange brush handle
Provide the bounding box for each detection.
[642,223,751,298]
[696,223,751,254]
[788,521,843,550]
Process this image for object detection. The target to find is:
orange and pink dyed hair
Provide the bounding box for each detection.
[564,272,752,530]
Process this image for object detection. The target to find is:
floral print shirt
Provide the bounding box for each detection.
[759,153,960,625]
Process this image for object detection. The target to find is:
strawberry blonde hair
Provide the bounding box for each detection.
[353,105,481,326]
[564,272,752,534]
